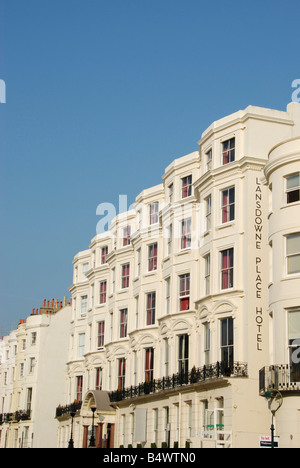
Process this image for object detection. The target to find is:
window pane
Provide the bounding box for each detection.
[287,189,300,204]
[287,173,300,190]
[221,319,228,347]
[288,255,300,274]
[288,310,300,340]
[287,234,300,255]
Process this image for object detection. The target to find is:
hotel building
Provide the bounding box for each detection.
[55,102,300,449]
[2,102,299,448]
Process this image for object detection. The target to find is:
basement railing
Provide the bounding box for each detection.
[109,361,248,402]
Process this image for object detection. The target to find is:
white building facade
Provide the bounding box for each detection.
[31,103,300,448]
[0,300,71,448]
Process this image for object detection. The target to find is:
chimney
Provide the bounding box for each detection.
[43,299,46,307]
[51,299,54,307]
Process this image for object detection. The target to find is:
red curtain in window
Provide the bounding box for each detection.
[222,250,233,289]
[145,348,154,381]
[223,141,229,164]
[179,275,190,311]
[98,321,105,347]
[122,264,130,288]
[118,359,126,390]
[182,176,192,198]
[100,281,107,304]
[76,376,83,402]
[147,293,155,325]
[123,227,131,246]
[120,310,127,338]
[101,247,108,264]
[96,368,102,390]
[222,250,229,289]
[149,244,158,271]
[222,191,229,223]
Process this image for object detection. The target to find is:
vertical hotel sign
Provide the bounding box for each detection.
[255,177,263,351]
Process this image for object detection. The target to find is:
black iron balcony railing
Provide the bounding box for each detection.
[110,361,248,403]
[55,400,82,419]
[259,364,300,395]
[0,410,31,425]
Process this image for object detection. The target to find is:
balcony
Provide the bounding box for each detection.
[110,361,248,403]
[259,365,300,395]
[55,401,82,420]
[0,410,31,425]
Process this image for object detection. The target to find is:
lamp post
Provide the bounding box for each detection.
[263,389,283,448]
[68,408,76,449]
[89,406,96,447]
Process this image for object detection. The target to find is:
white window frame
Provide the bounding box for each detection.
[205,195,212,231]
[206,149,212,171]
[181,218,191,250]
[286,173,300,205]
[149,202,159,225]
[181,175,192,199]
[222,138,235,165]
[221,186,235,224]
[80,295,88,317]
[286,233,300,276]
[204,253,211,295]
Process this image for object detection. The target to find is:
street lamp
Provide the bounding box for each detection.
[68,408,76,449]
[89,405,97,447]
[263,389,283,448]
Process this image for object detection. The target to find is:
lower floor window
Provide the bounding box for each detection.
[221,318,234,368]
[288,309,300,382]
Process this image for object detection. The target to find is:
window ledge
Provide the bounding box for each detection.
[216,221,236,230]
[281,201,300,210]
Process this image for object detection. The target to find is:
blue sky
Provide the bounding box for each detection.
[0,0,299,334]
